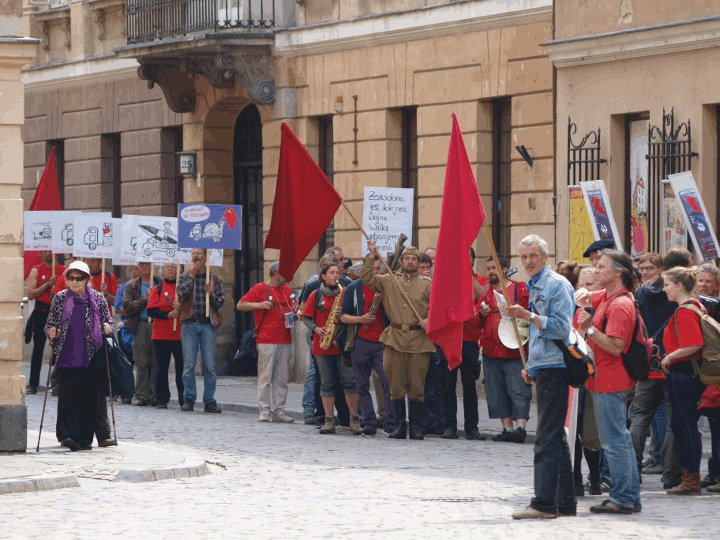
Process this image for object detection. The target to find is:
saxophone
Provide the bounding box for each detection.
[320,286,344,350]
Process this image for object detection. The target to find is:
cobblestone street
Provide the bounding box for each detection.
[0,394,716,540]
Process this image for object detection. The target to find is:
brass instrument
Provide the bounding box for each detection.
[320,286,344,350]
[363,294,382,331]
[364,234,407,330]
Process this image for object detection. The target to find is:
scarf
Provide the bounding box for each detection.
[320,283,341,297]
[61,286,103,350]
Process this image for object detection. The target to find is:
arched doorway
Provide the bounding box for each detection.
[234,104,264,344]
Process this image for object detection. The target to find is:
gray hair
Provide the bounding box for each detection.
[519,234,548,256]
[268,261,280,277]
[348,263,363,277]
[699,262,720,284]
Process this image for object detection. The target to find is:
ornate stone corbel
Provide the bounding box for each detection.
[39,21,50,51]
[217,49,276,105]
[95,9,106,41]
[62,20,71,49]
[138,61,197,113]
[180,55,234,90]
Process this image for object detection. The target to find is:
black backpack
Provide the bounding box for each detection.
[601,292,651,381]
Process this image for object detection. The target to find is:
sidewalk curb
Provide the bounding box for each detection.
[0,475,80,496]
[114,453,209,483]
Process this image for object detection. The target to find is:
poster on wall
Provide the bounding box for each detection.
[51,211,83,254]
[567,186,594,265]
[629,119,649,255]
[661,181,687,256]
[72,213,113,258]
[23,211,56,251]
[579,180,623,252]
[178,204,242,250]
[361,187,414,256]
[668,171,719,261]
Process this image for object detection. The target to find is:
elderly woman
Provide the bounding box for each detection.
[46,261,114,451]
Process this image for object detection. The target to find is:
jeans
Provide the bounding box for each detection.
[28,303,50,388]
[315,354,357,397]
[154,339,184,407]
[667,371,706,473]
[181,322,217,405]
[301,330,316,418]
[531,368,576,515]
[440,342,480,431]
[650,401,667,464]
[352,337,393,431]
[313,357,350,424]
[591,390,642,509]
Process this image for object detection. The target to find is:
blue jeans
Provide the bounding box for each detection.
[531,368,576,515]
[591,390,642,509]
[181,322,217,405]
[650,401,667,464]
[667,371,706,473]
[301,346,316,418]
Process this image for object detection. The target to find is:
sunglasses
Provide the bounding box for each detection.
[67,275,87,282]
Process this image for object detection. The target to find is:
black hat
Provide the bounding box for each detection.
[583,239,616,258]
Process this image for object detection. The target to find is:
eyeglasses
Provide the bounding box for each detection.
[67,276,86,282]
[595,264,613,270]
[638,265,657,273]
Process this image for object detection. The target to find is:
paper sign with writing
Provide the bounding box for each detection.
[51,211,83,254]
[361,187,414,256]
[669,171,719,261]
[113,215,139,265]
[579,180,623,252]
[175,248,224,267]
[567,187,593,265]
[661,181,687,256]
[73,213,114,258]
[24,211,55,251]
[178,204,242,250]
[136,216,182,264]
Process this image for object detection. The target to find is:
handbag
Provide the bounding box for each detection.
[91,335,135,398]
[24,308,36,344]
[552,338,596,389]
[234,284,270,375]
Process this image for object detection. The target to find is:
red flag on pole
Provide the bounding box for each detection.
[24,147,62,279]
[265,122,342,282]
[426,113,485,369]
[223,205,240,231]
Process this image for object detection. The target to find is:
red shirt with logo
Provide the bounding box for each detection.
[147,281,181,340]
[303,290,342,356]
[240,283,294,344]
[356,285,384,343]
[32,262,66,305]
[586,289,636,393]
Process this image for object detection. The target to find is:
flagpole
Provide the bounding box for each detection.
[51,252,55,278]
[339,201,423,323]
[148,262,154,323]
[205,249,210,318]
[173,263,180,331]
[482,221,527,367]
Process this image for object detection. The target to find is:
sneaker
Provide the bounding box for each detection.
[511,506,556,520]
[51,387,59,397]
[303,416,316,425]
[361,427,377,435]
[601,480,613,492]
[707,483,720,493]
[25,386,37,395]
[701,473,720,488]
[120,396,132,404]
[492,429,514,442]
[273,413,295,423]
[98,439,117,447]
[204,403,222,414]
[465,429,485,440]
[642,462,663,475]
[588,482,603,496]
[590,500,633,515]
[258,413,271,422]
[156,403,168,409]
[512,426,528,443]
[180,401,194,412]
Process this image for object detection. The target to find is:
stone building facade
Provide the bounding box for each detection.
[21,0,556,380]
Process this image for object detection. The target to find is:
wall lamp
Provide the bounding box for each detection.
[515,145,534,167]
[178,150,201,189]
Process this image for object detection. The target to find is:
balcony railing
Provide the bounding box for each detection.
[126,0,277,45]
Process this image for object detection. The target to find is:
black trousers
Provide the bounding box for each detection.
[56,367,99,448]
[154,339,184,406]
[28,303,50,388]
[95,394,111,442]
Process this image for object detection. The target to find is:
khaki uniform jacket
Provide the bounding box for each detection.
[360,254,435,354]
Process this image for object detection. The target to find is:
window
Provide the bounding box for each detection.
[46,140,64,209]
[401,107,418,246]
[492,99,512,255]
[162,127,183,215]
[101,134,122,218]
[317,115,334,255]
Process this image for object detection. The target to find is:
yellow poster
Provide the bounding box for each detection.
[568,186,593,265]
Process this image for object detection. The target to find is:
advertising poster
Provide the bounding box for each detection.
[23,211,55,251]
[567,186,593,264]
[579,180,623,252]
[178,204,242,250]
[629,119,649,255]
[361,187,414,256]
[661,181,687,256]
[669,171,719,261]
[72,213,113,258]
[51,211,83,254]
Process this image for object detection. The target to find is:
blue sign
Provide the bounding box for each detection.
[178,204,242,250]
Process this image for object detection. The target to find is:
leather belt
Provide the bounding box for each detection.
[189,316,211,324]
[390,322,421,331]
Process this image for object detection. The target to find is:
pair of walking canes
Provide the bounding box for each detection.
[36,331,118,452]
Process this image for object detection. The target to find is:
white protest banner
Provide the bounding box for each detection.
[114,215,139,265]
[24,211,55,251]
[73,213,113,258]
[579,180,623,252]
[175,247,223,266]
[668,171,719,261]
[361,187,414,256]
[51,211,83,254]
[136,216,181,264]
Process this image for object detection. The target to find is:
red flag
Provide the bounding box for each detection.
[24,148,62,278]
[427,113,485,369]
[265,123,342,282]
[685,195,703,214]
[223,206,239,231]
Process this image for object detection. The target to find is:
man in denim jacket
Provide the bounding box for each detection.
[506,234,576,519]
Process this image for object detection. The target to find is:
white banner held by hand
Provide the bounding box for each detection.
[51,211,83,254]
[24,211,55,251]
[73,213,113,258]
[361,187,414,256]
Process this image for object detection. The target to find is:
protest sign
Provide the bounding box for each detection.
[361,187,414,256]
[113,215,139,265]
[567,187,593,264]
[51,211,83,254]
[178,204,242,250]
[175,248,223,266]
[668,171,719,261]
[661,181,688,256]
[24,211,55,251]
[136,216,181,264]
[629,119,649,255]
[579,180,623,252]
[73,213,114,258]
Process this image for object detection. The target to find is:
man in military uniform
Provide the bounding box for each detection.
[360,240,434,440]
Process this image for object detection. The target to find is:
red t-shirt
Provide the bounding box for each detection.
[53,271,118,314]
[463,273,491,342]
[303,290,342,356]
[240,283,294,344]
[32,262,66,305]
[476,281,529,358]
[700,386,720,412]
[662,300,704,371]
[147,281,181,340]
[356,285,384,343]
[586,289,636,393]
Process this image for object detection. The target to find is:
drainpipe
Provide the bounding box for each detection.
[552,0,558,261]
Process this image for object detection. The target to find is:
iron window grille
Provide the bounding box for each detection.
[567,117,606,186]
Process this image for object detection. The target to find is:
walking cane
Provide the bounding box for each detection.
[103,336,118,444]
[36,342,55,452]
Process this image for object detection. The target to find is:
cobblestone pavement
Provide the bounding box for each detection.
[2,395,718,540]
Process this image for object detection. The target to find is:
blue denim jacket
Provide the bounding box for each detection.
[526,266,575,374]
